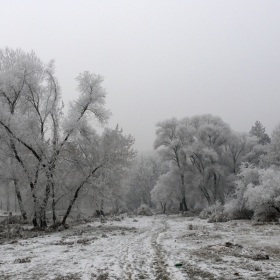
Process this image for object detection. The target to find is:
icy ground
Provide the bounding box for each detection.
[0,215,280,279]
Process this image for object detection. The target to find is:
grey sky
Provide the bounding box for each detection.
[1,0,280,151]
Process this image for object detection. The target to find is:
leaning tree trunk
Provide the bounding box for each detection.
[199,182,212,205]
[62,184,83,225]
[62,166,101,226]
[9,140,40,226]
[13,179,27,220]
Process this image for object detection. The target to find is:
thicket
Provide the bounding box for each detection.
[127,118,280,223]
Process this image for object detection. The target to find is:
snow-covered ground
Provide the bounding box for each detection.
[0,215,280,279]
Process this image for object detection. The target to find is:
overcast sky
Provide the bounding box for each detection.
[1,0,280,151]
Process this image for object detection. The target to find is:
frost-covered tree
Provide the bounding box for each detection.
[60,126,136,225]
[224,163,280,221]
[0,47,133,228]
[223,132,264,174]
[249,121,271,145]
[151,167,181,213]
[185,115,231,204]
[154,118,193,211]
[244,167,280,221]
[125,153,163,210]
[0,48,61,225]
[223,163,257,219]
[154,115,267,208]
[264,124,280,167]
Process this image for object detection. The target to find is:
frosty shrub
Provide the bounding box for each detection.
[223,180,253,220]
[199,201,228,223]
[224,198,253,220]
[244,167,280,221]
[136,204,153,216]
[224,163,258,220]
[1,215,26,225]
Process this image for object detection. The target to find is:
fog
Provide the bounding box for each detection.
[1,0,280,151]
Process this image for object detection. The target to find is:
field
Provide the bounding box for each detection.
[0,215,280,280]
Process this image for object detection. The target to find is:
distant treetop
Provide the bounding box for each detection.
[249,121,271,145]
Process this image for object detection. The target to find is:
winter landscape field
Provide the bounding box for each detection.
[1,2,280,280]
[1,215,280,280]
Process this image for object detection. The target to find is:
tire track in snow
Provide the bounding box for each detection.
[119,227,152,279]
[150,218,172,280]
[119,217,175,280]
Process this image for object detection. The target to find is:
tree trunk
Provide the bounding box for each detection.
[30,183,39,227]
[199,185,211,205]
[100,198,104,215]
[39,166,54,228]
[9,139,39,225]
[213,173,217,203]
[32,217,38,227]
[14,179,27,220]
[62,184,83,225]
[168,200,173,212]
[62,166,101,225]
[6,183,10,212]
[179,172,188,212]
[179,197,188,212]
[51,180,56,224]
[39,194,49,228]
[38,210,47,228]
[182,197,188,211]
[15,189,17,213]
[160,202,166,214]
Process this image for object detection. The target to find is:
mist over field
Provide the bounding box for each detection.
[1,0,280,151]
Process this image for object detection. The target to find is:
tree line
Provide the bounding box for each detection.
[1,47,279,226]
[125,109,280,221]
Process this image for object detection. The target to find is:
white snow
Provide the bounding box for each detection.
[0,215,280,279]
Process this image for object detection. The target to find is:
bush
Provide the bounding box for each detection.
[244,167,280,222]
[136,204,153,216]
[0,214,27,225]
[199,201,228,223]
[224,198,253,220]
[222,163,260,221]
[252,208,279,222]
[0,224,24,239]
